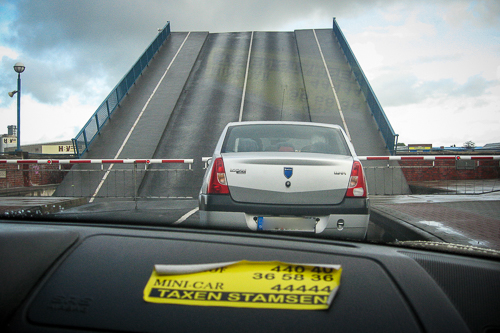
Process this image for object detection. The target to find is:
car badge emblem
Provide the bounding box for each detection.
[284,167,293,179]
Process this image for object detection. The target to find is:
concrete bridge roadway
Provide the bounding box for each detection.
[55,27,409,215]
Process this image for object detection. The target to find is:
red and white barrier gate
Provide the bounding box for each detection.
[0,159,195,169]
[201,156,500,168]
[358,156,500,161]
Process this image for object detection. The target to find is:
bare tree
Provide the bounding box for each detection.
[463,140,475,148]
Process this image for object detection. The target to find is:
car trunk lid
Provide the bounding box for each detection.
[222,152,353,205]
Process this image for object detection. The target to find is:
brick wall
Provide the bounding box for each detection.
[0,164,72,189]
[399,160,500,182]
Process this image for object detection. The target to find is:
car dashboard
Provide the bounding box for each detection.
[1,219,499,333]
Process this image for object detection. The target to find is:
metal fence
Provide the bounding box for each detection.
[360,156,500,195]
[332,18,398,155]
[1,156,498,199]
[59,163,194,200]
[72,22,171,158]
[0,159,193,200]
[364,165,500,195]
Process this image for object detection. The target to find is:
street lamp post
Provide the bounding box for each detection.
[13,62,25,153]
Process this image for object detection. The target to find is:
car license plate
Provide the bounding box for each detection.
[257,216,316,232]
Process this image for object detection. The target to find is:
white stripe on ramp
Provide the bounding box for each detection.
[173,207,199,224]
[313,29,351,141]
[90,32,192,203]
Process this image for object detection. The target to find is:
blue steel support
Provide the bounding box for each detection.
[95,113,100,131]
[83,130,88,149]
[72,138,79,157]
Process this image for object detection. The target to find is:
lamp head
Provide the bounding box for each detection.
[14,62,25,74]
[8,90,18,98]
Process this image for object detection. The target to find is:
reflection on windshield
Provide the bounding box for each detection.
[1,20,499,259]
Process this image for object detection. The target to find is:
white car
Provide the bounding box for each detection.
[199,121,369,239]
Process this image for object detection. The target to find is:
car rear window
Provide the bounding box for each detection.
[221,124,351,156]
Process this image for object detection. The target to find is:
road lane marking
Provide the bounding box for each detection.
[173,207,199,224]
[90,32,192,202]
[312,29,351,141]
[239,31,254,122]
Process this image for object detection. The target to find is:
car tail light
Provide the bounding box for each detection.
[207,157,230,194]
[346,161,367,197]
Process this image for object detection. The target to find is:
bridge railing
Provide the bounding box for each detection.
[72,22,171,158]
[332,18,398,155]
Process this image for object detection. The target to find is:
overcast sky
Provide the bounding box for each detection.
[0,0,498,147]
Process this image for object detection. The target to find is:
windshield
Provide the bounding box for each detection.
[1,11,499,260]
[221,124,351,155]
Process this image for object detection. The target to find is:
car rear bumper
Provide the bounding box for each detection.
[199,194,369,215]
[198,194,369,239]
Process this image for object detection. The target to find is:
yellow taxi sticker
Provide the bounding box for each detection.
[143,260,342,310]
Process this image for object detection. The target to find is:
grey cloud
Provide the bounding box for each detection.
[450,75,498,98]
[371,73,450,106]
[468,0,500,28]
[2,0,383,106]
[2,0,172,106]
[372,72,496,107]
[2,0,497,108]
[417,54,463,64]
